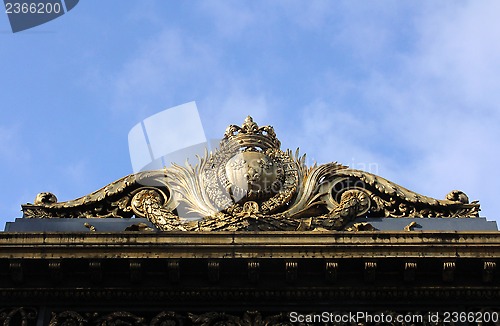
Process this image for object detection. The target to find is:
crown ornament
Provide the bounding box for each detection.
[203,116,297,213]
[223,116,281,152]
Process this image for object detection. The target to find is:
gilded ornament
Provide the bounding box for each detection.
[22,116,480,231]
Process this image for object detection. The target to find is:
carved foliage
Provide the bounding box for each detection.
[0,307,37,326]
[22,117,480,231]
[22,171,170,219]
[49,311,87,326]
[49,311,146,326]
[43,308,500,326]
[46,311,295,326]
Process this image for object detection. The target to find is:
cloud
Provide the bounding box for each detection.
[107,16,277,145]
[199,87,273,140]
[293,1,500,219]
[105,1,499,221]
[295,99,395,178]
[376,1,500,212]
[110,28,219,117]
[197,1,256,38]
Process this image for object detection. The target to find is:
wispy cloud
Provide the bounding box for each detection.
[292,1,500,219]
[104,1,499,220]
[110,28,219,118]
[197,1,256,38]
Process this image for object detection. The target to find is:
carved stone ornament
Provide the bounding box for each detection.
[22,116,480,231]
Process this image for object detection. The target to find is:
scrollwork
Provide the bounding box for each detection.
[0,307,37,326]
[38,309,500,326]
[97,311,146,326]
[49,311,87,326]
[44,311,295,326]
[22,117,480,232]
[188,311,293,326]
[130,188,184,231]
[150,311,185,326]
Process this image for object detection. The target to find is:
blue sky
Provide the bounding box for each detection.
[1,1,499,226]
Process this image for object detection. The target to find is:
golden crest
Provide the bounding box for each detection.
[22,116,480,231]
[224,152,281,202]
[202,116,299,215]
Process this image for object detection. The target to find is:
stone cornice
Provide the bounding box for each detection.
[0,231,499,259]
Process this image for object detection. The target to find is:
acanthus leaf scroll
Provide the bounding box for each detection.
[22,116,479,231]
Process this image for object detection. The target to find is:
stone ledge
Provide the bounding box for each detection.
[0,231,499,259]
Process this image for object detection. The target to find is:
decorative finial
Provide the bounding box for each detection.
[241,116,258,133]
[223,116,281,150]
